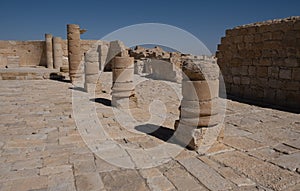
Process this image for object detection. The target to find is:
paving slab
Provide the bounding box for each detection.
[0,75,299,190]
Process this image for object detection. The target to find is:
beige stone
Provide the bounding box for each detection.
[212,151,300,190]
[180,99,220,116]
[182,80,219,101]
[179,157,233,190]
[67,24,82,84]
[113,56,134,69]
[45,33,53,69]
[52,37,63,69]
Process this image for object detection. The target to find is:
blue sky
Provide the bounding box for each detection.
[0,0,299,53]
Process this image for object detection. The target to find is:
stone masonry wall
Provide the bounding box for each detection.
[0,40,99,69]
[217,16,300,111]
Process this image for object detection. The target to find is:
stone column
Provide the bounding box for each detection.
[52,37,63,70]
[84,51,100,93]
[67,24,82,84]
[111,54,137,108]
[45,34,53,69]
[174,58,222,150]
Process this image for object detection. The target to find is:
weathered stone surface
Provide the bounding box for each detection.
[284,138,300,149]
[48,171,76,191]
[179,157,233,190]
[0,73,299,190]
[105,40,127,71]
[161,162,208,191]
[52,37,63,69]
[271,152,300,171]
[40,165,72,175]
[199,156,256,187]
[217,16,300,111]
[222,136,265,151]
[75,173,104,191]
[45,33,53,69]
[273,143,299,154]
[212,150,300,190]
[182,80,219,101]
[67,24,83,84]
[140,168,175,191]
[111,55,136,109]
[101,169,150,191]
[248,147,282,161]
[182,58,220,81]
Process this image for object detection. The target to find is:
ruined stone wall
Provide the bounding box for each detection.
[217,17,300,110]
[130,46,217,83]
[0,40,100,69]
[0,41,46,68]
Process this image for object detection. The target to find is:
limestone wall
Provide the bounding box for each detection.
[0,41,46,68]
[0,39,100,69]
[217,16,300,110]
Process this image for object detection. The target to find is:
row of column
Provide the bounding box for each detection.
[45,34,63,70]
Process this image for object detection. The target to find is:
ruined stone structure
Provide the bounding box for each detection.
[111,54,137,109]
[0,39,100,70]
[45,34,53,69]
[83,41,108,93]
[129,46,217,83]
[175,57,222,150]
[84,50,100,93]
[105,40,127,71]
[0,40,46,68]
[217,16,300,111]
[52,37,63,70]
[67,24,82,84]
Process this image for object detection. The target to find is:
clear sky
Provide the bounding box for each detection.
[0,0,299,53]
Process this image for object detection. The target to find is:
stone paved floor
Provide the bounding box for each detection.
[0,73,299,191]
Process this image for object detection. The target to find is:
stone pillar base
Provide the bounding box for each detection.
[174,121,224,151]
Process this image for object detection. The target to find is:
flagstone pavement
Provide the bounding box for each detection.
[0,73,299,191]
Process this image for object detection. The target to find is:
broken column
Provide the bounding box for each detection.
[45,34,53,69]
[67,24,82,84]
[175,57,222,150]
[105,40,126,71]
[52,37,63,70]
[111,53,137,109]
[84,50,100,93]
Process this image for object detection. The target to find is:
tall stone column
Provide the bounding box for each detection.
[52,37,63,70]
[67,24,82,84]
[175,57,222,150]
[45,34,53,69]
[111,54,137,109]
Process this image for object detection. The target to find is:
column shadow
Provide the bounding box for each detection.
[135,124,174,142]
[135,123,195,150]
[90,98,111,106]
[50,73,71,83]
[68,87,86,92]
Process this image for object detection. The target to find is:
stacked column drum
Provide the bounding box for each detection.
[67,24,82,84]
[84,50,100,93]
[111,55,137,109]
[175,58,223,150]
